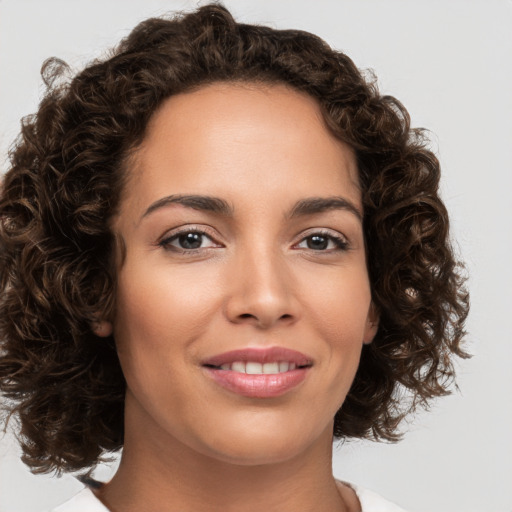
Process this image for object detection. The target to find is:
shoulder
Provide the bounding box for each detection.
[49,487,109,512]
[341,481,409,512]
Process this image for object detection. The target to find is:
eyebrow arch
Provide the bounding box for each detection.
[141,194,234,220]
[288,196,363,222]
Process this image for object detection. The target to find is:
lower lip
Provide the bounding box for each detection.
[204,367,309,398]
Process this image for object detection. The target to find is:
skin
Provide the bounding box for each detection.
[97,83,377,512]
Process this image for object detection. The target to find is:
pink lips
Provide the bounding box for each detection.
[202,347,312,398]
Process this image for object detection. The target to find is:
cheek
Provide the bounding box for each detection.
[112,262,216,423]
[114,260,218,350]
[300,266,371,400]
[305,265,372,341]
[112,257,230,416]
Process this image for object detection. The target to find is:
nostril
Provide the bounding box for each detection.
[228,303,297,328]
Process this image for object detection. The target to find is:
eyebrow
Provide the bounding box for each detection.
[141,194,234,220]
[141,194,362,222]
[288,196,363,222]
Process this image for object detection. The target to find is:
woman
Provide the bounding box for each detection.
[0,4,468,511]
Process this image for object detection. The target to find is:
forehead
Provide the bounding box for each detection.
[121,82,361,216]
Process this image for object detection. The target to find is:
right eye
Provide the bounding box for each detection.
[159,230,220,251]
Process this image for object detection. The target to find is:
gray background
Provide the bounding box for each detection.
[0,1,511,511]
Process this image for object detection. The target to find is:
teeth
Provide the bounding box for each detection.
[231,361,246,373]
[262,362,279,374]
[279,362,289,372]
[218,361,302,374]
[246,362,263,374]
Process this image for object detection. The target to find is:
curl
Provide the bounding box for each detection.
[0,3,469,472]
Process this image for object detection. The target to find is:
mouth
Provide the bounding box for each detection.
[206,361,306,373]
[202,347,313,398]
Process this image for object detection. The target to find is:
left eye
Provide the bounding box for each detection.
[161,231,218,250]
[296,233,347,251]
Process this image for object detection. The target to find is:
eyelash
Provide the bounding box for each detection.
[159,227,220,253]
[293,230,349,252]
[158,228,349,254]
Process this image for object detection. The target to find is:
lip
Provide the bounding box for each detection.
[203,347,313,367]
[202,347,312,398]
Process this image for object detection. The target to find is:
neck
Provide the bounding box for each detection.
[97,402,353,512]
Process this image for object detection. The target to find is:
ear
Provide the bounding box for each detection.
[91,320,113,337]
[363,302,379,345]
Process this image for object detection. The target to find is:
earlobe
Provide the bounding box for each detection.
[91,320,113,337]
[363,303,379,345]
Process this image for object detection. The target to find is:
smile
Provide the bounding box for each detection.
[202,347,313,398]
[217,361,300,374]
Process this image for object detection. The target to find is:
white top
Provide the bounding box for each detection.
[50,483,408,512]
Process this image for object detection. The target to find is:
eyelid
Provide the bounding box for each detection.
[292,228,350,251]
[158,224,223,249]
[156,225,349,253]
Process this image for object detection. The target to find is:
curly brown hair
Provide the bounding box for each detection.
[0,3,468,474]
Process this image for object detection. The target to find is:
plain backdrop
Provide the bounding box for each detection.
[0,1,511,511]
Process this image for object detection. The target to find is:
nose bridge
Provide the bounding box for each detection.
[225,237,296,327]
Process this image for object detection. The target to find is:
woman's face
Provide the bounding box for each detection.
[111,83,377,465]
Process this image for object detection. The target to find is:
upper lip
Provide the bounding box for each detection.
[203,347,313,368]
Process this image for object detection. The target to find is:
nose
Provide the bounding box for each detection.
[224,247,299,329]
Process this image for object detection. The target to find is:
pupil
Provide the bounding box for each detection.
[179,233,202,249]
[308,235,328,250]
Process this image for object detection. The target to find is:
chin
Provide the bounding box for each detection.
[192,417,333,467]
